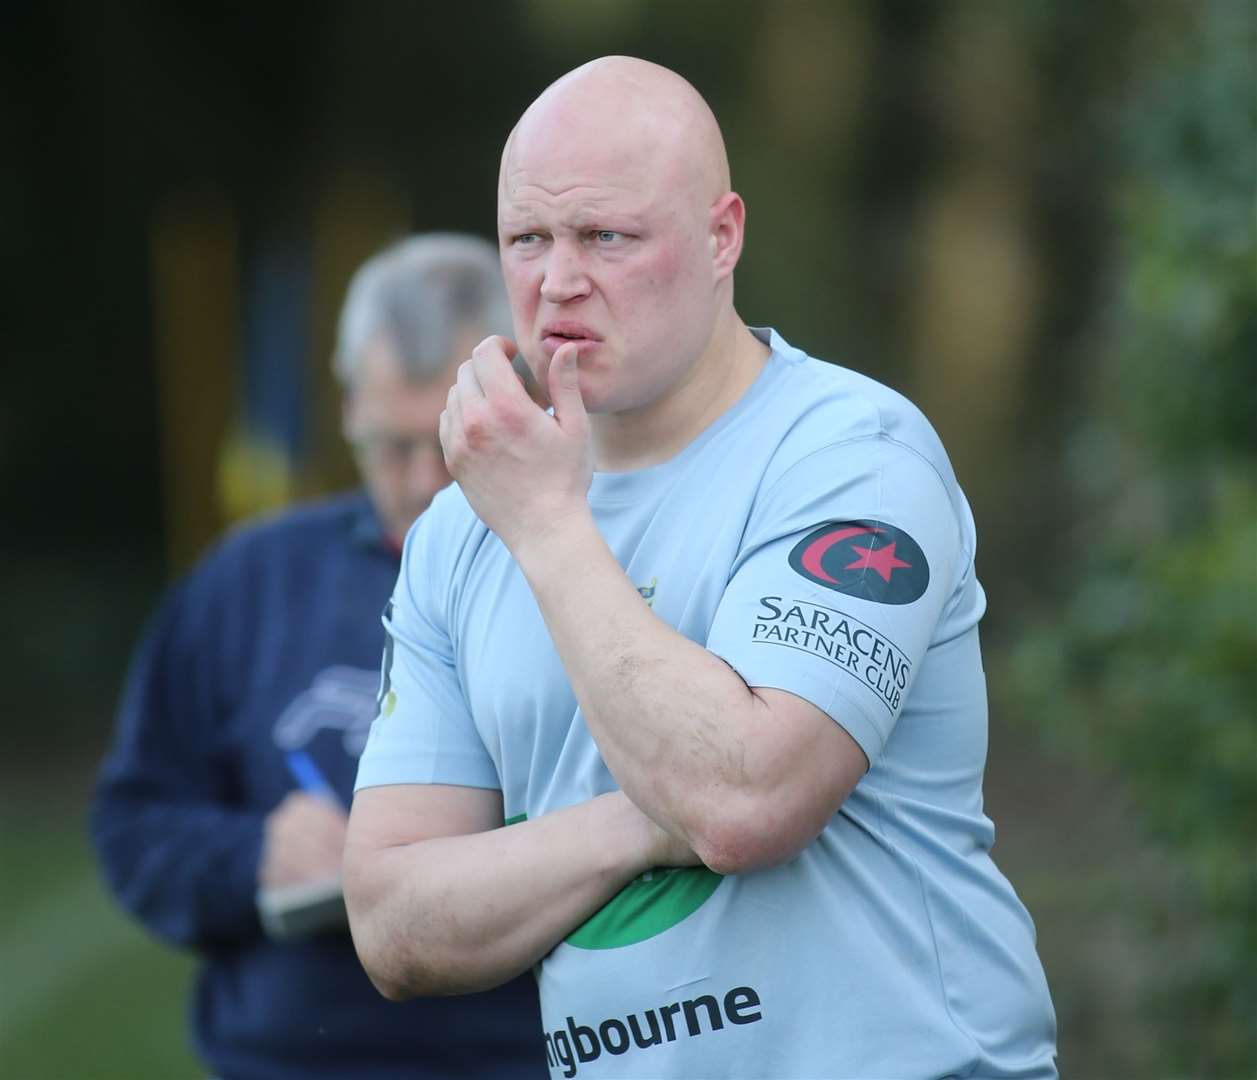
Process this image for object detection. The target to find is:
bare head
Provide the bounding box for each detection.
[336,234,511,544]
[501,57,731,222]
[497,57,747,418]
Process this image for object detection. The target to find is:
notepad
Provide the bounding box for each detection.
[256,876,348,941]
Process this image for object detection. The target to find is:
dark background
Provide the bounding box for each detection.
[2,2,1253,1076]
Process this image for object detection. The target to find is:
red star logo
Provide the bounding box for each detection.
[845,540,911,583]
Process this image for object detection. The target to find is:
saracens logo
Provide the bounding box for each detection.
[788,520,929,605]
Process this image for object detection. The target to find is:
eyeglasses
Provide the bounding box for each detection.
[347,433,445,470]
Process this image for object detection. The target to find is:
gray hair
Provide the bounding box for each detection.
[333,233,512,386]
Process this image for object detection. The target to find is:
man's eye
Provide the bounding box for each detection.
[514,233,540,245]
[594,230,621,243]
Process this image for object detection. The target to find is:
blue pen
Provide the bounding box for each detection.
[285,749,343,806]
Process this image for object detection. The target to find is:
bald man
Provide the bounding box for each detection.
[347,58,1057,1079]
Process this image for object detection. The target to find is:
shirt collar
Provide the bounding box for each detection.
[349,493,400,558]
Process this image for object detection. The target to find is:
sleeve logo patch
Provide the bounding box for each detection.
[787,520,929,605]
[752,597,910,714]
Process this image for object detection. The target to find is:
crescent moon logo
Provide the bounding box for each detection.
[788,520,930,605]
[799,525,881,584]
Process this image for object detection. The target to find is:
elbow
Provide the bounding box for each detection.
[356,940,496,1000]
[365,963,448,1002]
[360,960,409,1003]
[344,882,424,1000]
[364,965,420,1003]
[348,918,447,1001]
[347,923,404,1000]
[344,857,484,999]
[693,830,785,877]
[345,889,486,1000]
[687,795,821,877]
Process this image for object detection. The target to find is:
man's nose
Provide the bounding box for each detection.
[539,241,591,304]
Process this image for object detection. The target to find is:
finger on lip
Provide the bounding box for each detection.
[541,336,596,358]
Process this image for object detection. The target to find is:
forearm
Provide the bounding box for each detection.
[513,514,770,869]
[344,791,662,998]
[90,792,266,947]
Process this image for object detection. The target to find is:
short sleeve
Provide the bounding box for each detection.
[706,437,964,766]
[354,513,500,792]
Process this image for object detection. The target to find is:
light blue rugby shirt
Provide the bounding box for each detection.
[358,329,1058,1080]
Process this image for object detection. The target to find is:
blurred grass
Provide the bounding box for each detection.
[0,765,197,1080]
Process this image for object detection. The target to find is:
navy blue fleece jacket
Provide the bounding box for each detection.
[90,492,543,1080]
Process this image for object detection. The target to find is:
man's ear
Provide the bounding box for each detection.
[709,191,746,283]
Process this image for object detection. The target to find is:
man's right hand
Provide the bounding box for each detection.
[440,337,594,555]
[259,791,349,888]
[622,792,704,870]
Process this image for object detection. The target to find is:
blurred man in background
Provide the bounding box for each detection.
[91,234,544,1080]
[346,58,1056,1079]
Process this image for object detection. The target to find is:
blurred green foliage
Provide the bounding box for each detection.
[1002,3,1256,1073]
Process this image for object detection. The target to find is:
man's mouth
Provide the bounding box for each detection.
[540,325,601,356]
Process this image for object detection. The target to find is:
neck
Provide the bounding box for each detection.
[589,315,769,472]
